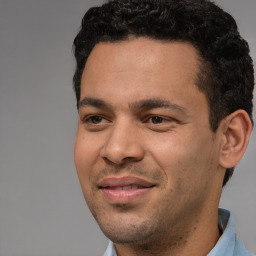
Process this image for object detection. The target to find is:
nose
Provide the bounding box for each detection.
[100,121,145,165]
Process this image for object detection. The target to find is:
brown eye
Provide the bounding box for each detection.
[88,115,103,124]
[151,116,164,124]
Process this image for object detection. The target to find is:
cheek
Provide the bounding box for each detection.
[74,132,100,205]
[74,130,100,181]
[146,132,189,171]
[147,131,213,184]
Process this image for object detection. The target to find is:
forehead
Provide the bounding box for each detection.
[80,38,206,112]
[83,38,200,82]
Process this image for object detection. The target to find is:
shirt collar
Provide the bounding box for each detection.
[103,240,117,256]
[207,208,235,256]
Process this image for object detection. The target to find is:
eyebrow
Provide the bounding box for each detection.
[130,98,186,113]
[79,97,112,109]
[79,97,187,114]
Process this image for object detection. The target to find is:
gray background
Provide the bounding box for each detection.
[0,0,255,255]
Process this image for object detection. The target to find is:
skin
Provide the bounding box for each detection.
[74,38,250,256]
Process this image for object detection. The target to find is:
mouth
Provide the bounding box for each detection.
[98,176,156,204]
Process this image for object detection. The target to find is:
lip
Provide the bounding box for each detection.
[98,176,156,204]
[99,176,155,188]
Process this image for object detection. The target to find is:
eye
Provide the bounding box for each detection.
[82,115,109,125]
[81,114,111,131]
[150,116,164,124]
[142,114,179,132]
[87,115,104,124]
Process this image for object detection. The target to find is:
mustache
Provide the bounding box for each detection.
[91,165,165,185]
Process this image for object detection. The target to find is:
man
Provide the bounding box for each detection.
[72,0,254,255]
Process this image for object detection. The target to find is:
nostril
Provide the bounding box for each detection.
[102,157,115,165]
[122,156,139,163]
[99,129,145,164]
[102,156,141,166]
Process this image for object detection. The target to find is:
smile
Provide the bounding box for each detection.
[108,185,146,190]
[98,176,156,204]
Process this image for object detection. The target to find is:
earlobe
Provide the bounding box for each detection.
[219,110,252,169]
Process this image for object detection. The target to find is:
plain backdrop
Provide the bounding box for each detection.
[0,1,255,255]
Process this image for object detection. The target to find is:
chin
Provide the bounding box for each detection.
[97,215,159,244]
[102,228,154,245]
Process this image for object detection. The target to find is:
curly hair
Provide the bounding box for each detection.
[73,0,254,186]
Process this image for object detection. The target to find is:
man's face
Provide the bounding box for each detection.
[74,38,224,245]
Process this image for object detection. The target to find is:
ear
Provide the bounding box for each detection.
[219,110,252,169]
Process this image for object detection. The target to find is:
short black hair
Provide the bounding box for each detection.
[73,0,254,186]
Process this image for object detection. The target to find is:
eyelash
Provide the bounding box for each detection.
[86,115,103,124]
[145,115,166,124]
[83,115,108,125]
[83,114,174,125]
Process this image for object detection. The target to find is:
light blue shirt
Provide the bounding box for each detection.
[103,209,254,256]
